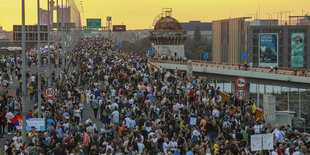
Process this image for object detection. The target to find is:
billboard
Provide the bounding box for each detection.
[291,33,304,68]
[259,33,278,66]
[113,25,126,32]
[87,19,101,29]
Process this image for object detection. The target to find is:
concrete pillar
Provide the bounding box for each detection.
[187,64,193,80]
[263,94,276,125]
[283,27,289,67]
[306,27,310,69]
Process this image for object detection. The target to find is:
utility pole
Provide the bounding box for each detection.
[266,13,272,19]
[37,0,42,118]
[61,0,65,70]
[56,0,60,75]
[47,0,51,85]
[21,0,27,143]
[66,0,70,57]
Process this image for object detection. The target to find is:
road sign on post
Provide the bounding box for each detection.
[87,19,101,29]
[242,52,248,59]
[203,52,209,59]
[116,41,120,46]
[235,89,247,100]
[146,50,151,55]
[235,77,247,88]
[44,87,56,99]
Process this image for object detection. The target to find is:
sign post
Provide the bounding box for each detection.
[44,87,56,99]
[235,89,247,100]
[242,52,247,59]
[235,77,247,89]
[203,52,209,60]
[235,77,247,100]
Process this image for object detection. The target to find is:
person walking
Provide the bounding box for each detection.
[91,97,99,119]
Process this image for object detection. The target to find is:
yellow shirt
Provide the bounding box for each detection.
[252,104,257,114]
[29,86,34,94]
[214,143,219,153]
[81,94,85,102]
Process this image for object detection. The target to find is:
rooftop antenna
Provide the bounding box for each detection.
[259,2,261,19]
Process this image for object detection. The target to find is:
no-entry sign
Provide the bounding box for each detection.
[235,77,247,88]
[235,89,247,100]
[44,87,56,99]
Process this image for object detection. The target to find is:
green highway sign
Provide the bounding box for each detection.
[84,29,91,34]
[87,18,101,29]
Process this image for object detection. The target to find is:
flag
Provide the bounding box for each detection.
[10,114,22,126]
[10,113,32,126]
[149,82,153,96]
[26,113,32,119]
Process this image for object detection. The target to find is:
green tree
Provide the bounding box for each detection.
[194,26,201,42]
[121,37,151,55]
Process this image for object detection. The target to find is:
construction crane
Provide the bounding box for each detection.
[151,8,172,28]
[266,13,272,19]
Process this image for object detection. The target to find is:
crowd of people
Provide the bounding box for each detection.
[0,37,309,155]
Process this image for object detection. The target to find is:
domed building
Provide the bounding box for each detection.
[150,11,187,57]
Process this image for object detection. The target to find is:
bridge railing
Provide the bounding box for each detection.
[150,59,310,77]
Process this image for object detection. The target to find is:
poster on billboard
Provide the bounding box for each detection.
[291,33,304,68]
[259,33,278,66]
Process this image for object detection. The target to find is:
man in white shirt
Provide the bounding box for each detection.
[292,147,301,155]
[212,107,220,118]
[169,137,178,152]
[125,115,131,128]
[137,139,145,153]
[253,122,261,134]
[163,138,169,154]
[111,110,119,124]
[5,110,14,134]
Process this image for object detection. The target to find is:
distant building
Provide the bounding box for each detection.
[180,21,212,39]
[39,8,50,25]
[248,25,310,69]
[57,6,71,24]
[212,17,250,64]
[250,19,278,26]
[13,25,49,42]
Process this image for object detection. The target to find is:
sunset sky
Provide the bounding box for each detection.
[0,0,309,31]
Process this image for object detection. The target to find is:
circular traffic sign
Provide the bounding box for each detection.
[235,77,247,88]
[44,87,56,99]
[235,89,247,100]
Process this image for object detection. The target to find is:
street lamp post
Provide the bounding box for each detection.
[47,0,51,84]
[37,0,42,118]
[61,0,65,70]
[56,0,60,75]
[21,0,27,143]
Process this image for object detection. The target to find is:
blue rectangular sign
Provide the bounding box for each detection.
[203,52,209,59]
[116,41,120,46]
[151,47,155,51]
[242,52,247,59]
[146,50,151,55]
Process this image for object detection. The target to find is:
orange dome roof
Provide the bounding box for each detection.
[154,16,182,31]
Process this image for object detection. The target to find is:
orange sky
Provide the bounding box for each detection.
[0,0,309,31]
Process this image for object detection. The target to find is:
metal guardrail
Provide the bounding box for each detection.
[150,60,310,77]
